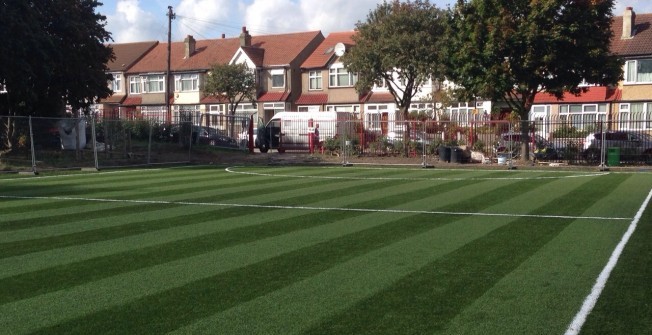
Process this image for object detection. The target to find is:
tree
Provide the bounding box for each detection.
[0,0,113,152]
[203,63,257,136]
[445,0,622,160]
[342,0,448,143]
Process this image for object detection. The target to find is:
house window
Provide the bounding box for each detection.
[129,76,141,94]
[111,73,122,92]
[208,104,225,127]
[625,59,652,83]
[309,71,322,90]
[141,106,167,122]
[298,106,320,112]
[271,69,285,88]
[144,75,165,93]
[620,102,652,130]
[175,74,198,92]
[329,64,357,87]
[234,103,257,116]
[365,105,389,130]
[559,103,607,129]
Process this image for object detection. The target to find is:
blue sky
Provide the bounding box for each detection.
[97,0,652,43]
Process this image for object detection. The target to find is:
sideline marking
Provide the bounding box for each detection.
[0,195,631,221]
[564,187,652,335]
[225,166,609,181]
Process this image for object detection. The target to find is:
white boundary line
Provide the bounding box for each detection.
[225,166,610,181]
[564,187,652,335]
[0,195,631,221]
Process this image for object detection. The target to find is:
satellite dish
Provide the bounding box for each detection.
[334,42,346,57]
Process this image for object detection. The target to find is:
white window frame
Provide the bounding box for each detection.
[309,70,322,90]
[129,76,141,94]
[329,63,357,87]
[141,106,167,122]
[144,75,165,93]
[111,73,122,92]
[298,105,320,112]
[559,103,607,130]
[208,104,225,127]
[624,59,652,84]
[175,74,199,92]
[270,69,285,89]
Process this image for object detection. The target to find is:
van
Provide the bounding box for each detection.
[255,111,352,153]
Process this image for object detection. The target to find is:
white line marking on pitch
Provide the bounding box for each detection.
[0,195,631,221]
[224,167,609,181]
[564,187,652,335]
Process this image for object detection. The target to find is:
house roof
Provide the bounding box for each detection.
[296,93,328,105]
[257,91,291,102]
[301,31,357,69]
[121,96,142,106]
[127,30,323,74]
[106,41,158,72]
[200,95,230,104]
[533,86,621,103]
[611,12,652,57]
[365,92,395,103]
[101,94,126,104]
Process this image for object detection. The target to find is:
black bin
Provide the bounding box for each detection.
[451,147,463,163]
[439,146,451,162]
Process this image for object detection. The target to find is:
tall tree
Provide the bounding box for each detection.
[0,0,113,152]
[445,0,622,160]
[342,0,448,141]
[203,62,257,135]
[0,0,113,117]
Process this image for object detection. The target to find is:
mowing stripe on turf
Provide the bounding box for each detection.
[564,186,652,335]
[225,166,609,180]
[0,195,631,221]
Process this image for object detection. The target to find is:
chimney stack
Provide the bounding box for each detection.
[240,26,251,47]
[622,7,636,39]
[221,33,226,39]
[184,35,196,58]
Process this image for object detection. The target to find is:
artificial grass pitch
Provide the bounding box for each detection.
[1,166,651,334]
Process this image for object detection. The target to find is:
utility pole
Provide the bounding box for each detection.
[166,6,175,123]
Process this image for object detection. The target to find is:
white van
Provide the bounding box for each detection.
[255,111,352,153]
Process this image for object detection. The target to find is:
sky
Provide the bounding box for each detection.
[97,0,652,43]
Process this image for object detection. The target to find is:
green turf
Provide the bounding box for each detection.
[0,166,651,334]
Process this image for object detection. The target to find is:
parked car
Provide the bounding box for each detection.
[583,131,652,164]
[164,124,238,148]
[494,132,558,160]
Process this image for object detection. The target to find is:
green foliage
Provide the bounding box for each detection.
[203,63,257,115]
[445,0,622,118]
[0,0,113,117]
[552,125,590,139]
[342,0,448,119]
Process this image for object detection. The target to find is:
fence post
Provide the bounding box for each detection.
[91,115,99,170]
[147,120,153,165]
[28,116,37,174]
[422,121,433,168]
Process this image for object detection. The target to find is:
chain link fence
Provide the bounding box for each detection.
[0,113,251,174]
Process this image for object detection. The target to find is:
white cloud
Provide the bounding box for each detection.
[243,0,384,35]
[176,0,234,39]
[106,0,165,42]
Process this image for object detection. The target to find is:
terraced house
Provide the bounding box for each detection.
[531,6,652,134]
[97,7,652,138]
[96,28,324,126]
